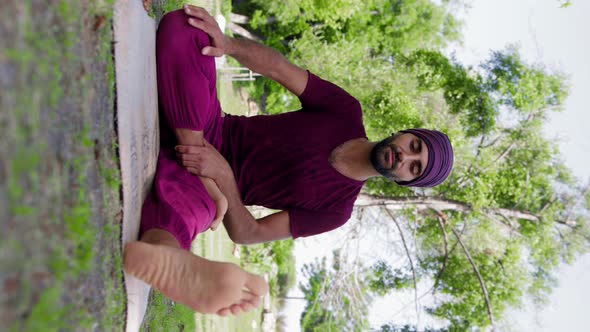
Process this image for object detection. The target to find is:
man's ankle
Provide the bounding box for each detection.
[140,229,181,248]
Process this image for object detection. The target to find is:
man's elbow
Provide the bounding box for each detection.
[225,229,246,244]
[225,223,257,245]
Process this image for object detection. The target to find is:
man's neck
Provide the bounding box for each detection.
[329,138,380,181]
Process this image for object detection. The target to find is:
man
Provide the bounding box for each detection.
[124,5,454,318]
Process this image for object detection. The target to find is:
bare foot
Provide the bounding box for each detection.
[123,241,268,315]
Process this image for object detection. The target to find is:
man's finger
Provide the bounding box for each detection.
[175,145,204,153]
[187,17,205,30]
[183,5,208,19]
[184,5,217,26]
[176,152,200,162]
[187,18,217,37]
[202,46,224,57]
[187,167,200,175]
[180,160,199,168]
[209,218,222,231]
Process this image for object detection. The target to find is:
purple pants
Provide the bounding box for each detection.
[139,10,224,250]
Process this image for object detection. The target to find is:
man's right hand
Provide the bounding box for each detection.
[183,5,232,57]
[175,140,233,184]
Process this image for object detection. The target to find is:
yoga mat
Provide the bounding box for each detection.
[113,1,159,331]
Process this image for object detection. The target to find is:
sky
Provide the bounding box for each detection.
[284,0,590,330]
[452,0,590,330]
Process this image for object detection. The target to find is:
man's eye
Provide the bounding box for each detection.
[412,140,421,153]
[413,162,422,176]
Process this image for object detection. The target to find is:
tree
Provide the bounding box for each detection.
[356,47,588,330]
[235,0,462,115]
[235,1,590,330]
[378,323,448,332]
[299,250,371,332]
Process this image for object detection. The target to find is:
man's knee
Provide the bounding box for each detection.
[158,9,211,50]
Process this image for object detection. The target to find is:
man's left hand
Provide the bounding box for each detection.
[183,5,231,57]
[175,140,232,182]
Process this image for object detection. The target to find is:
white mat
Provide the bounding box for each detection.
[113,1,159,331]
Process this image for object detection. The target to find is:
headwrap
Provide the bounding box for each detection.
[396,128,454,187]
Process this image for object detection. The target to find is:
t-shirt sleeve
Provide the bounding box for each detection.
[289,208,351,238]
[298,71,361,114]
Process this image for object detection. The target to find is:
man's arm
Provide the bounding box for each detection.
[184,5,308,96]
[225,38,308,97]
[175,142,292,244]
[217,173,292,245]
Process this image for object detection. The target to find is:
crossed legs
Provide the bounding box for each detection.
[123,10,267,316]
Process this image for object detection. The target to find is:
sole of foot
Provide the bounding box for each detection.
[123,241,268,315]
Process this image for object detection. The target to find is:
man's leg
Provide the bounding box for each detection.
[124,10,267,316]
[124,238,267,315]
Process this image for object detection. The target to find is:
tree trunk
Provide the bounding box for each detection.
[354,193,576,226]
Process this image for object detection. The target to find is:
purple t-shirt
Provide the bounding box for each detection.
[221,72,366,238]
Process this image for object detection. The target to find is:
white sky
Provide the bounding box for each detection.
[284,0,590,331]
[452,0,590,330]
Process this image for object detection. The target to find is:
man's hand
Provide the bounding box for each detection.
[183,5,231,57]
[175,140,232,183]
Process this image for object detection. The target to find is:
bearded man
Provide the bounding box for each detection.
[124,6,454,317]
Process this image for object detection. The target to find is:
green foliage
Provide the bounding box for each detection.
[237,0,462,118]
[140,292,196,332]
[559,1,573,8]
[271,239,298,297]
[300,250,371,332]
[3,0,125,329]
[241,239,297,298]
[21,286,90,332]
[484,46,568,114]
[236,1,588,330]
[379,324,448,332]
[368,260,415,295]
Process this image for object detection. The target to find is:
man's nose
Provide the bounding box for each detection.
[398,149,419,163]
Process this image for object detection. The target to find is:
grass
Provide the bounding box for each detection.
[2,0,297,331]
[1,0,125,330]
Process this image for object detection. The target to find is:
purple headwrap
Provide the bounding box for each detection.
[396,128,454,187]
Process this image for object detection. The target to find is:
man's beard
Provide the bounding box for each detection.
[370,136,399,180]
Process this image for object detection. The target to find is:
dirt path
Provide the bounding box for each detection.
[0,0,124,330]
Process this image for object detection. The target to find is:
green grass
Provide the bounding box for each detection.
[2,0,124,330]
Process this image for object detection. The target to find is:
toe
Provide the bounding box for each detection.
[229,304,242,315]
[217,308,231,316]
[239,301,254,312]
[244,272,269,297]
[240,290,261,309]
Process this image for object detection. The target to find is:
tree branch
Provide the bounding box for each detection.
[389,223,466,320]
[431,210,450,293]
[448,221,496,329]
[355,193,577,226]
[384,207,420,327]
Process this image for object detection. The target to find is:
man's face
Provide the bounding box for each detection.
[370,133,429,182]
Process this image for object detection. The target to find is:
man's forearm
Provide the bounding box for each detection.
[216,173,258,244]
[225,37,287,81]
